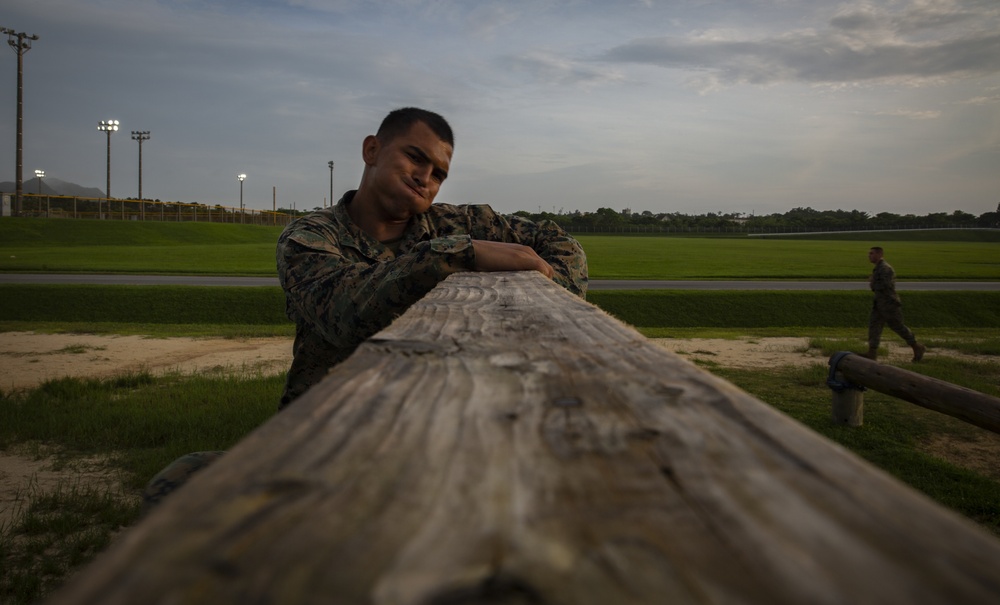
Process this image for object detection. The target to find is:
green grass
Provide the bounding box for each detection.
[576,235,1000,280]
[589,290,1000,328]
[0,217,284,246]
[1,243,281,275]
[1,479,138,604]
[3,286,999,332]
[713,359,1000,536]
[2,217,997,279]
[0,285,289,325]
[755,229,1000,242]
[0,372,282,487]
[0,370,282,604]
[0,321,294,338]
[0,218,283,276]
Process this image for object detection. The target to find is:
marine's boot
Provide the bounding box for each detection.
[860,348,878,360]
[911,342,926,362]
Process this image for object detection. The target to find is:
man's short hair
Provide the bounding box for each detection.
[870,246,884,254]
[376,107,454,148]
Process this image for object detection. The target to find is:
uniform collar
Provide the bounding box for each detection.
[335,190,433,258]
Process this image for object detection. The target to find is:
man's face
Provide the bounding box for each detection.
[364,121,453,222]
[868,249,882,264]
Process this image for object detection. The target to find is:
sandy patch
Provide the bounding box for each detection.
[651,336,823,368]
[2,332,992,391]
[0,332,294,530]
[0,445,129,530]
[652,337,997,368]
[0,331,292,391]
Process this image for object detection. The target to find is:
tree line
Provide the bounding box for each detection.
[512,205,1000,233]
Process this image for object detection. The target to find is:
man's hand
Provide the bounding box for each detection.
[471,240,555,279]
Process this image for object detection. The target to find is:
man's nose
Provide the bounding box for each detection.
[413,164,432,186]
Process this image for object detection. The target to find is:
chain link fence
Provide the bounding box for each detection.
[5,193,296,226]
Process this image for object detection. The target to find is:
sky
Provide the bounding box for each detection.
[1,0,999,217]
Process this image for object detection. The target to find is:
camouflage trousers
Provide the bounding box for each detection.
[142,451,225,510]
[868,300,916,349]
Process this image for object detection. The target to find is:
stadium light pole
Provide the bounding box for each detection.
[238,173,246,223]
[3,27,39,216]
[34,168,43,194]
[98,119,119,219]
[328,160,334,208]
[131,130,150,219]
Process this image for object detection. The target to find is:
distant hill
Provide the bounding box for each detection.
[0,177,105,198]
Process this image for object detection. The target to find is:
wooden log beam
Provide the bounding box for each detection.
[46,272,1000,605]
[832,352,1000,435]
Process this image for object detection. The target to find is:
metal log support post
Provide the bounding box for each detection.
[828,351,1000,435]
[45,274,1000,605]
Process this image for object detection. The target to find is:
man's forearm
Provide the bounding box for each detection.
[471,240,554,277]
[280,238,475,348]
[507,216,588,297]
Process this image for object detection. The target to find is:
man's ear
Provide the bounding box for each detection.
[362,135,380,166]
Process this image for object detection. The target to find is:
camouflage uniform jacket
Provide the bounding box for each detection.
[870,259,902,306]
[276,190,588,408]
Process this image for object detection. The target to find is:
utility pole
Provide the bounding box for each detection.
[328,161,334,208]
[131,130,150,219]
[2,27,39,217]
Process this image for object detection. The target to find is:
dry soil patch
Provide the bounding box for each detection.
[0,331,292,391]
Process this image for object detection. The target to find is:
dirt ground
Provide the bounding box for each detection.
[1,332,998,529]
[0,332,292,391]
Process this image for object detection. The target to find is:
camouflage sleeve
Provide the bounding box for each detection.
[508,214,588,298]
[278,231,475,350]
[462,206,588,298]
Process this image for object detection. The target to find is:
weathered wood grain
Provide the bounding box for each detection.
[46,272,1000,605]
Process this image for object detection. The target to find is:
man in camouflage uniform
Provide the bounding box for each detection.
[862,246,925,362]
[143,107,587,508]
[276,107,588,408]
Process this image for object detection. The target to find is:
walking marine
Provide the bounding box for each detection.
[862,246,926,362]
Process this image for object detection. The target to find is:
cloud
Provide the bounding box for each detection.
[830,0,984,35]
[870,108,942,120]
[499,50,625,86]
[956,95,1000,105]
[601,0,1000,88]
[462,4,522,37]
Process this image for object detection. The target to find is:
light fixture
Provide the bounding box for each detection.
[238,173,247,222]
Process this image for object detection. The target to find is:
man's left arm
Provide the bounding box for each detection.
[463,206,588,297]
[513,215,588,297]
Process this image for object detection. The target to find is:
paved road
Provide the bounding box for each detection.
[2,274,999,290]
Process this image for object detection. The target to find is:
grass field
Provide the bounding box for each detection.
[0,218,283,276]
[3,285,1000,332]
[1,217,998,279]
[578,236,1000,280]
[1,217,999,603]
